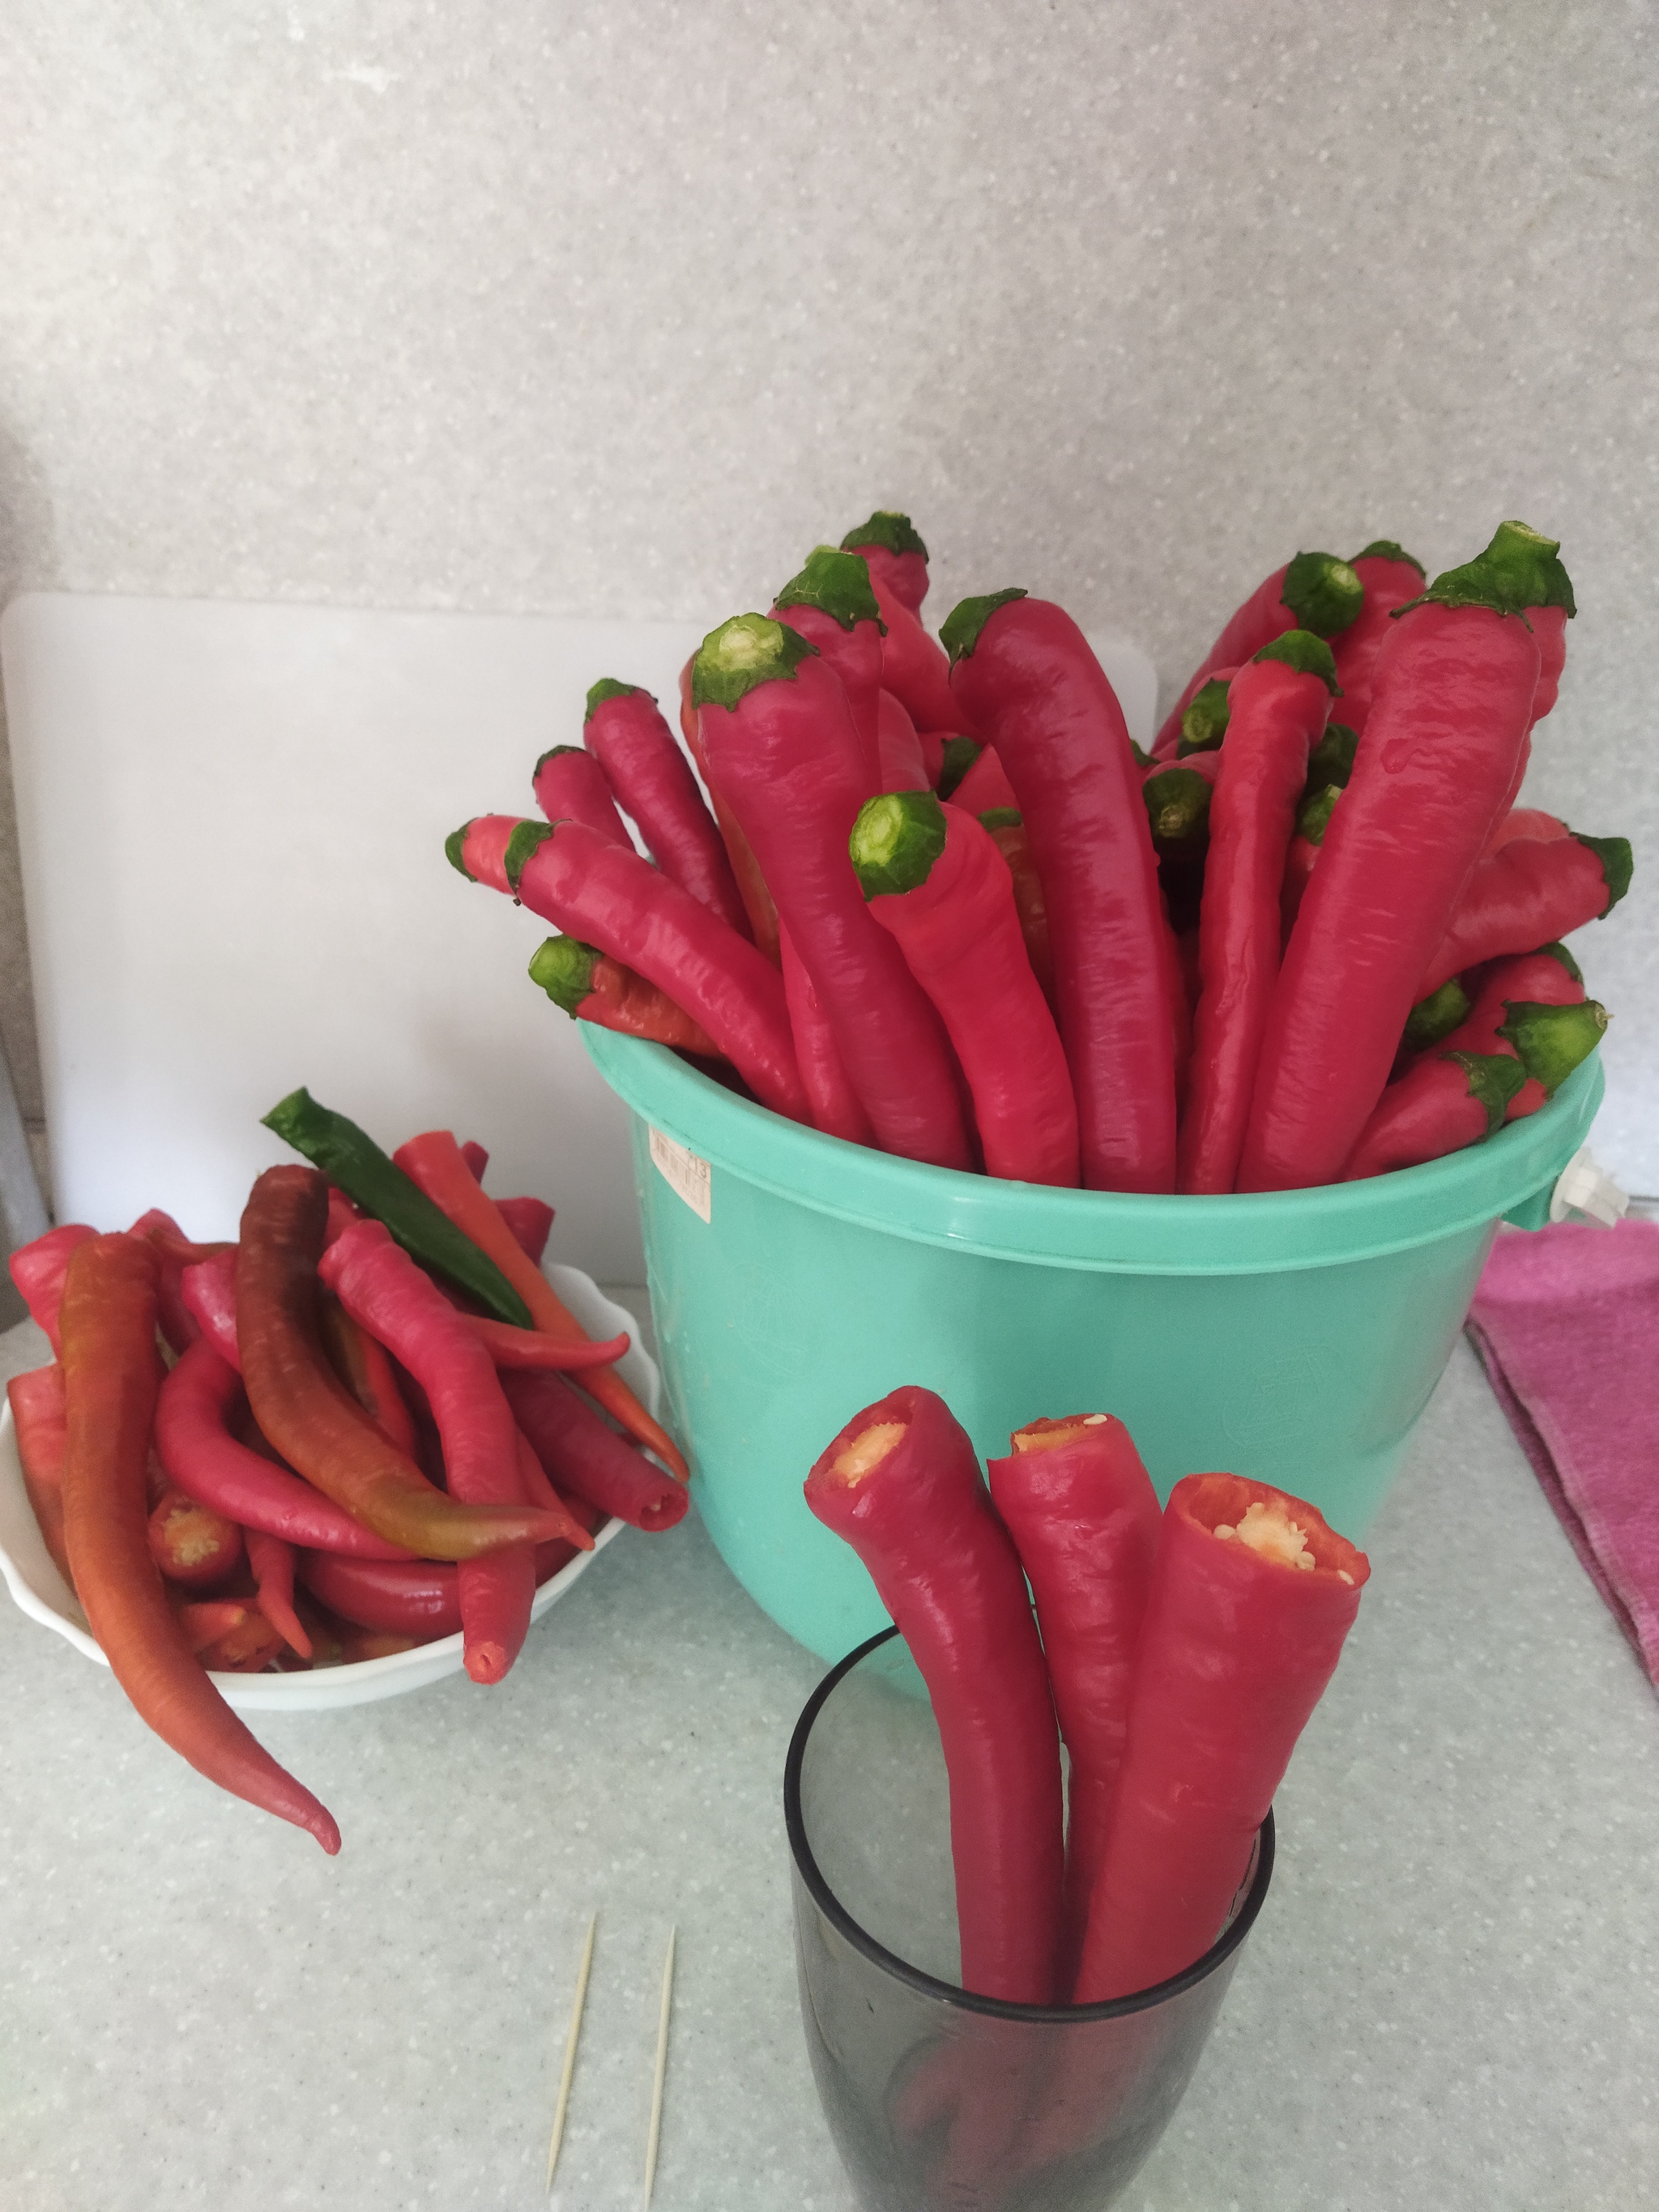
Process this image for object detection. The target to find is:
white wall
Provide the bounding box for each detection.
[2,0,1655,1253]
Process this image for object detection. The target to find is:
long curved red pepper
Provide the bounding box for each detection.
[454,814,808,1125]
[1152,551,1364,757]
[852,795,1080,1187]
[693,617,975,1172]
[465,1311,629,1370]
[949,744,1018,816]
[581,680,752,936]
[237,1167,573,1560]
[8,1222,97,1356]
[246,1528,311,1658]
[502,1367,690,1532]
[60,1234,340,1850]
[127,1208,205,1355]
[840,509,931,615]
[679,653,782,963]
[1073,1474,1368,2001]
[319,1219,590,1682]
[155,1339,415,1558]
[531,744,632,846]
[984,1414,1161,1970]
[855,570,968,736]
[1494,600,1573,823]
[297,1550,462,1639]
[773,547,888,792]
[1237,524,1572,1192]
[1416,828,1631,999]
[390,1127,689,1481]
[779,923,875,1145]
[1179,635,1338,1193]
[8,1363,72,1587]
[1328,541,1427,735]
[978,809,1055,1006]
[804,1386,1064,2005]
[527,933,723,1058]
[944,591,1175,1192]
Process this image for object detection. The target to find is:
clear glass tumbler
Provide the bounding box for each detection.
[785,1627,1273,2212]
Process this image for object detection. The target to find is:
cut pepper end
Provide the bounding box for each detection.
[1279,552,1364,638]
[1177,1473,1371,1586]
[692,612,818,710]
[830,1421,907,1485]
[849,791,948,900]
[1010,1412,1114,1455]
[528,935,599,1017]
[1177,677,1232,755]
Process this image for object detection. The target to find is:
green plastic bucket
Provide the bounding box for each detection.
[585,1029,1602,1662]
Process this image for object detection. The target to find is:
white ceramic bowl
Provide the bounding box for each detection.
[0,1264,659,1709]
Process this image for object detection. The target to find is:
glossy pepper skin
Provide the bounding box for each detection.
[678,654,781,963]
[840,509,931,615]
[778,923,875,1145]
[1328,542,1427,735]
[456,814,808,1124]
[855,795,1081,1187]
[1416,828,1631,999]
[945,593,1176,1192]
[237,1167,574,1561]
[773,546,888,793]
[985,1415,1162,1969]
[527,933,723,1058]
[530,744,632,847]
[1152,551,1364,757]
[1237,599,1542,1192]
[502,1367,690,1532]
[1073,1474,1368,2002]
[804,1386,1065,2005]
[60,1234,342,1852]
[581,681,752,937]
[1179,638,1337,1193]
[694,619,975,1173]
[979,810,1054,1005]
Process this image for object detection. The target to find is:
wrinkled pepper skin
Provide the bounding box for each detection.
[1073,1474,1367,2002]
[804,1386,1064,2005]
[1416,829,1630,999]
[1238,603,1540,1191]
[582,682,753,936]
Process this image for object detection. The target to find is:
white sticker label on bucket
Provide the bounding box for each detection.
[649,1127,712,1224]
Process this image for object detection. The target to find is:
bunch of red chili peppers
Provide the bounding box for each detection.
[6,1090,689,1851]
[452,514,1629,1193]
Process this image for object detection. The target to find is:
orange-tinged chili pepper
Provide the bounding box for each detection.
[60,1233,340,1851]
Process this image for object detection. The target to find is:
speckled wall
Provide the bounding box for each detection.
[2,0,1654,1217]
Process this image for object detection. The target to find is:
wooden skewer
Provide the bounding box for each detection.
[546,1913,597,2196]
[642,1924,676,2212]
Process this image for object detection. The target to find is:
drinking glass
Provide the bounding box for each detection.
[785,1627,1273,2212]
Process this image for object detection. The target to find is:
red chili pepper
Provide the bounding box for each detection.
[876,688,929,793]
[1237,523,1572,1192]
[1179,635,1339,1193]
[527,932,724,1057]
[679,652,782,964]
[174,1597,253,1657]
[318,1218,590,1682]
[984,1414,1162,1970]
[60,1233,340,1850]
[245,1528,312,1658]
[1328,541,1427,734]
[840,509,931,616]
[459,1140,488,1182]
[128,1208,217,1355]
[237,1167,574,1560]
[780,923,876,1145]
[1073,1474,1368,2001]
[317,1291,423,1457]
[8,1223,97,1356]
[977,810,1055,1007]
[773,547,888,792]
[465,1312,629,1370]
[453,815,807,1126]
[297,1551,462,1639]
[531,744,632,846]
[494,1195,554,1264]
[390,1127,689,1480]
[582,680,752,936]
[943,591,1175,1192]
[1494,601,1573,822]
[851,795,1080,1187]
[180,1252,241,1371]
[1152,551,1365,756]
[842,552,969,735]
[196,1605,287,1674]
[1416,827,1631,999]
[693,616,975,1173]
[502,1367,690,1532]
[7,1363,72,1588]
[804,1386,1065,2004]
[155,1340,416,1558]
[1484,806,1567,855]
[1277,780,1341,937]
[949,744,1018,816]
[147,1486,244,1590]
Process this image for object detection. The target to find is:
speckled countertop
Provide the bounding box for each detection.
[2,1298,1656,2212]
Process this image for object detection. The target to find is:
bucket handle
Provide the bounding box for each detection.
[1503,1145,1630,1233]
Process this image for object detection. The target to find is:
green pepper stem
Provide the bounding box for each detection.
[774,546,885,634]
[840,511,928,560]
[1252,629,1341,693]
[1351,540,1425,576]
[1176,678,1231,756]
[527,936,599,1016]
[1445,1051,1529,1136]
[585,678,644,720]
[848,791,949,898]
[1303,723,1358,795]
[936,735,982,799]
[1280,552,1364,638]
[692,613,819,711]
[940,589,1027,665]
[1403,977,1471,1051]
[1142,767,1213,853]
[1568,830,1633,916]
[1295,783,1341,847]
[1405,520,1576,622]
[445,823,475,879]
[1496,999,1609,1097]
[504,820,556,893]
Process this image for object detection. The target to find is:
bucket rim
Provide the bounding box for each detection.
[583,1029,1604,1276]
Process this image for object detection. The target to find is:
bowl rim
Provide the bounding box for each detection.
[783,1624,1274,2024]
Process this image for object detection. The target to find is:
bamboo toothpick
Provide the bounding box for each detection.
[546,1914,597,2195]
[642,1924,676,2211]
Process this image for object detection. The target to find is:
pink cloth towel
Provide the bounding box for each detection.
[1468,1217,1659,1682]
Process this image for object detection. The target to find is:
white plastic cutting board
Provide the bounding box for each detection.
[2,593,1156,1279]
